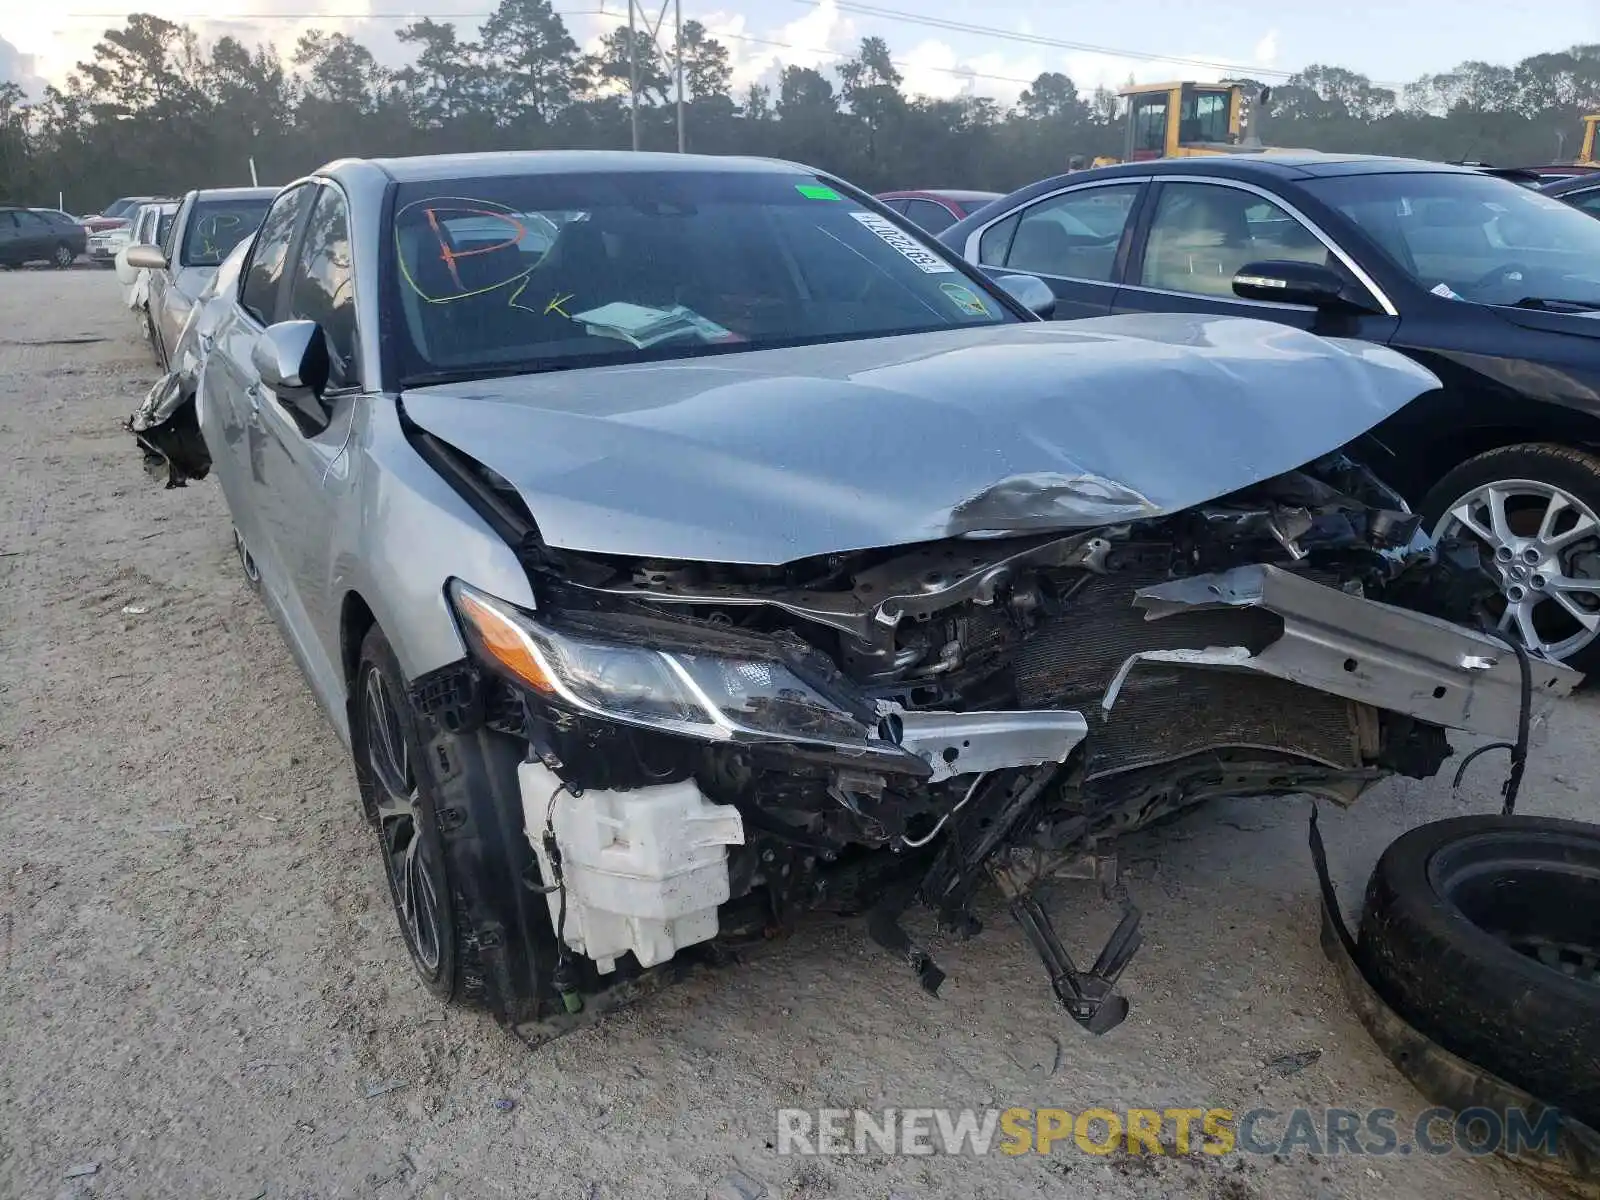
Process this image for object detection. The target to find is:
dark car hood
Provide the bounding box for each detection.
[401,314,1441,565]
[1491,303,1600,340]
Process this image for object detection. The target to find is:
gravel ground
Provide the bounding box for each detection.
[2,269,1593,1200]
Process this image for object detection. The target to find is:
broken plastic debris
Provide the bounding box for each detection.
[120,604,149,615]
[363,1079,407,1098]
[63,1163,100,1179]
[493,1098,516,1113]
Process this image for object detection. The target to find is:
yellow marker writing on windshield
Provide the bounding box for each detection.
[545,292,575,318]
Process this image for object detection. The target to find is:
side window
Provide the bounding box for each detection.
[15,211,48,231]
[240,186,313,325]
[1129,95,1168,154]
[1004,185,1140,282]
[1178,91,1230,145]
[1140,183,1333,298]
[880,198,909,214]
[160,208,181,261]
[904,198,957,234]
[1571,189,1600,218]
[288,186,357,385]
[977,212,1020,265]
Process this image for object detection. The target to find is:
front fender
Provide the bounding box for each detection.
[337,396,537,690]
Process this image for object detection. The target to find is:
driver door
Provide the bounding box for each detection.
[247,182,362,713]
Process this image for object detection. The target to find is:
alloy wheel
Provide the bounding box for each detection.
[54,244,74,268]
[1431,477,1600,661]
[363,666,442,973]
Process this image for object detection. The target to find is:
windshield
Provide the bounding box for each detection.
[389,170,1012,383]
[104,198,142,219]
[182,198,271,267]
[1303,171,1600,307]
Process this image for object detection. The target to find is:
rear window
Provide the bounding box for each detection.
[182,198,271,267]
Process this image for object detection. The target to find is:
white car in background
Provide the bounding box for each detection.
[115,201,180,312]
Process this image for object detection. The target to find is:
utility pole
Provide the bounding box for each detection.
[675,0,685,153]
[624,0,686,153]
[628,0,640,151]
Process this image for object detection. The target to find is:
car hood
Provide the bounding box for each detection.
[401,314,1441,565]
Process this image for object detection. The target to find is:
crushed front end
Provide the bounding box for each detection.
[439,451,1581,1031]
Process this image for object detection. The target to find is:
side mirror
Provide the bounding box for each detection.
[251,320,331,427]
[1232,259,1377,312]
[114,249,140,287]
[125,243,167,271]
[993,272,1057,319]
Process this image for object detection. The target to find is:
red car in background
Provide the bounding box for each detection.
[875,189,1002,234]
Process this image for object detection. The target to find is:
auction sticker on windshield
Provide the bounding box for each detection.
[850,212,956,273]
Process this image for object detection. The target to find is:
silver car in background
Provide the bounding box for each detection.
[133,151,1576,1040]
[126,186,276,367]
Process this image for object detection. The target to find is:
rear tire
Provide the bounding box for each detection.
[1358,815,1600,1128]
[351,627,554,1020]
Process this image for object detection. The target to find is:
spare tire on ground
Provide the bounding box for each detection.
[1358,815,1600,1130]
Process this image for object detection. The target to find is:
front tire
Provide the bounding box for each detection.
[1421,442,1600,672]
[52,243,75,269]
[350,626,554,1019]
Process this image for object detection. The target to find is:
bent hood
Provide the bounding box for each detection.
[401,313,1440,565]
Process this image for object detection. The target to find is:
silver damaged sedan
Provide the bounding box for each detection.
[133,151,1580,1040]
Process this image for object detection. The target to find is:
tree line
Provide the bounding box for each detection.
[3,5,1600,212]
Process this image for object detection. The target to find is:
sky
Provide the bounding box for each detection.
[2,0,1598,105]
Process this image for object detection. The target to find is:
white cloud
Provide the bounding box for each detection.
[1254,29,1280,68]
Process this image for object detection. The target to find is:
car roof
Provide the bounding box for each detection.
[879,189,1002,203]
[190,187,279,202]
[1541,173,1600,197]
[1035,153,1482,189]
[329,150,812,186]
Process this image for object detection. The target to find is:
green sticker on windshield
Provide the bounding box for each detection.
[940,281,990,317]
[796,183,842,200]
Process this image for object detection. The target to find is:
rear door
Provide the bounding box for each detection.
[963,179,1147,319]
[1112,177,1399,341]
[202,183,315,599]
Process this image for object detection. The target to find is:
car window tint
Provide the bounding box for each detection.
[1004,185,1139,281]
[240,186,313,325]
[288,186,358,385]
[1571,189,1600,217]
[15,211,47,230]
[1141,183,1333,298]
[904,198,957,234]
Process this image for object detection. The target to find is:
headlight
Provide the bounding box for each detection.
[449,581,907,760]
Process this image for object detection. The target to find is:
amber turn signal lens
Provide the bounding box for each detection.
[453,588,556,694]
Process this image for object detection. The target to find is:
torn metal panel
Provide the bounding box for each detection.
[890,707,1090,782]
[1121,565,1582,740]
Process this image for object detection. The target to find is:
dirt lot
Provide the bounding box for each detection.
[1,268,1594,1200]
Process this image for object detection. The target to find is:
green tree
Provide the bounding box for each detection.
[480,0,581,125]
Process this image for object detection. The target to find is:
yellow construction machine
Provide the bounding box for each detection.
[1087,80,1276,168]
